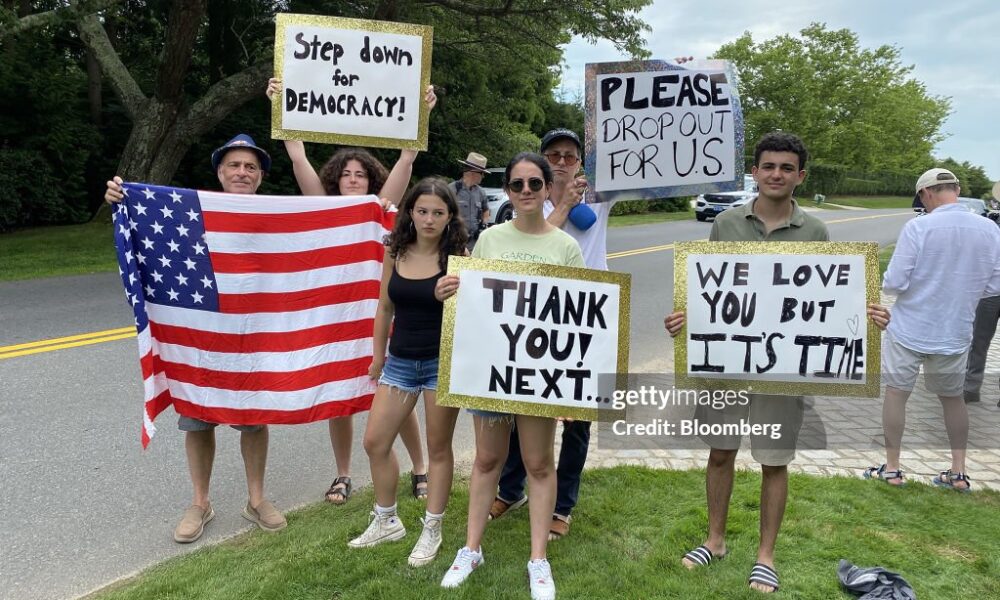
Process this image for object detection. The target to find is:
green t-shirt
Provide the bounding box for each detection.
[709,197,829,242]
[472,221,586,268]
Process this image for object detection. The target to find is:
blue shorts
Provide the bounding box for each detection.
[378,352,438,395]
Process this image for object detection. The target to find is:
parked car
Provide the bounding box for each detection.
[481,168,514,224]
[913,196,990,218]
[695,174,757,221]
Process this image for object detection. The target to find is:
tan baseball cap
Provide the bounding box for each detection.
[915,168,959,193]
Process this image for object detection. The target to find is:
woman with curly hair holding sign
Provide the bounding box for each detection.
[266,79,437,507]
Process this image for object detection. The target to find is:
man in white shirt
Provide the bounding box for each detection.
[867,168,1000,491]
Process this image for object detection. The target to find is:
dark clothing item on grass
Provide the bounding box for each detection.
[838,559,916,599]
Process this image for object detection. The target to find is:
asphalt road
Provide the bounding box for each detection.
[0,207,913,600]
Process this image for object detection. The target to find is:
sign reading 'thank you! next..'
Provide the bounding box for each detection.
[674,242,882,398]
[437,257,631,422]
[585,59,744,203]
[272,14,432,150]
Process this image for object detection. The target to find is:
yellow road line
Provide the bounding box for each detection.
[0,326,135,353]
[0,332,137,360]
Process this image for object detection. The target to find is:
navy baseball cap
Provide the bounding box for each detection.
[211,133,271,172]
[540,128,582,153]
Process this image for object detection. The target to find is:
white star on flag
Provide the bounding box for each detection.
[200,276,214,289]
[134,202,147,216]
[192,242,206,255]
[129,219,139,230]
[176,273,189,286]
[142,187,156,199]
[124,250,134,263]
[151,221,164,234]
[136,252,146,265]
[191,291,204,304]
[151,271,163,283]
[186,209,199,222]
[169,190,183,203]
[145,285,155,297]
[159,206,174,220]
[183,257,197,270]
[141,237,155,250]
[158,255,172,268]
[167,288,179,301]
[176,224,189,237]
[167,240,180,253]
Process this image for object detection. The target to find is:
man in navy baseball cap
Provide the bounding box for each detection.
[210,133,271,173]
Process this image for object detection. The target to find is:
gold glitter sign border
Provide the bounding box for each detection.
[271,14,432,150]
[437,256,631,422]
[673,241,882,398]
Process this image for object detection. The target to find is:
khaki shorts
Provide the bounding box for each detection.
[178,415,264,433]
[881,331,968,396]
[694,394,804,466]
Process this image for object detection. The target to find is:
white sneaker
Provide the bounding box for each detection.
[408,517,442,567]
[440,546,483,588]
[528,558,556,600]
[347,511,406,548]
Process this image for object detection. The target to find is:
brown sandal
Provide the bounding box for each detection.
[325,476,352,505]
[548,515,571,540]
[411,473,429,500]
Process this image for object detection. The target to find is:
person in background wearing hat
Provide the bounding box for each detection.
[864,167,1000,492]
[449,152,490,248]
[488,128,609,542]
[104,134,287,542]
[265,79,436,507]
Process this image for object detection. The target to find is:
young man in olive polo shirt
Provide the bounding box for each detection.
[665,131,890,593]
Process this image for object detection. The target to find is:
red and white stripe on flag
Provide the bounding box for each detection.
[117,187,395,448]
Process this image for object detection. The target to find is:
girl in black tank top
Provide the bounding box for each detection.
[351,178,469,565]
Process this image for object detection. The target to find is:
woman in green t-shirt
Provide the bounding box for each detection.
[435,152,584,600]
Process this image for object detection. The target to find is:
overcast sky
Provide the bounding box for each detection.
[561,0,999,179]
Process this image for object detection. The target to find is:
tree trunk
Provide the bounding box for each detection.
[86,48,102,126]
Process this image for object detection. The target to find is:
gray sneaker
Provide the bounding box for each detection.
[408,517,442,567]
[348,511,406,548]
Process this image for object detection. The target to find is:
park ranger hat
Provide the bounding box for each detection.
[211,133,272,173]
[915,168,959,193]
[457,152,488,173]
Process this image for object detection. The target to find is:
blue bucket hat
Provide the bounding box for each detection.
[211,133,271,173]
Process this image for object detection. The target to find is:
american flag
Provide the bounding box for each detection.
[112,183,394,448]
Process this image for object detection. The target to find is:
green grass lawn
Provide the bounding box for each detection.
[608,210,694,227]
[0,221,117,281]
[825,196,914,209]
[87,467,1000,600]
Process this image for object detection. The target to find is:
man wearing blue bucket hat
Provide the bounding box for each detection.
[489,128,614,542]
[104,133,286,543]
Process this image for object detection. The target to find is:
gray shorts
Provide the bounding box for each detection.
[177,415,265,433]
[694,394,804,466]
[881,330,968,396]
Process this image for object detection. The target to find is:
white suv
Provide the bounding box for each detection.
[695,175,757,222]
[480,168,513,224]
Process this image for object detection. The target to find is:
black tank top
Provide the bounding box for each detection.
[387,265,445,359]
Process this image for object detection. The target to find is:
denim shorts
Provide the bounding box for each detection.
[378,352,438,395]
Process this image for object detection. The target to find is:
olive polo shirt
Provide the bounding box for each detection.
[709,197,829,242]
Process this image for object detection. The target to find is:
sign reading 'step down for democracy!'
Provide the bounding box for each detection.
[674,242,882,398]
[437,257,631,422]
[584,59,744,203]
[272,14,432,150]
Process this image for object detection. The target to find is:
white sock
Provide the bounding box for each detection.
[425,510,444,523]
[374,503,397,517]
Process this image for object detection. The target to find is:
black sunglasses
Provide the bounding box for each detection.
[507,177,545,193]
